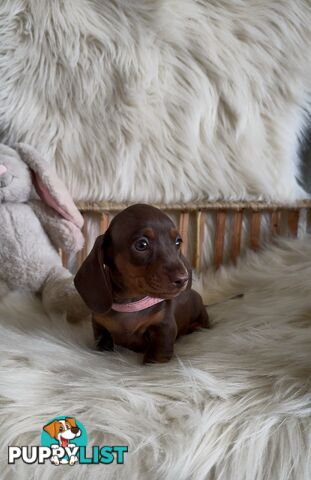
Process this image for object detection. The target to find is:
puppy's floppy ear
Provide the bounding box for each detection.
[181,254,192,290]
[65,417,77,428]
[74,233,112,314]
[43,420,59,439]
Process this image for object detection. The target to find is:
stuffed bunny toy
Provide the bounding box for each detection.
[0,143,89,321]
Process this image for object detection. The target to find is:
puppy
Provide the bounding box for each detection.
[43,417,81,465]
[74,204,209,363]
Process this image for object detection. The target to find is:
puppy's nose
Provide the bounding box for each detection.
[0,165,7,176]
[71,427,79,434]
[171,273,189,288]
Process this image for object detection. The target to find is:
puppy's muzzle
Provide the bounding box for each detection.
[71,427,80,434]
[169,272,189,289]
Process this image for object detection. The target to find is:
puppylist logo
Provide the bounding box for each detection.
[8,416,128,466]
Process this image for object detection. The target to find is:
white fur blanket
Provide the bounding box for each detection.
[0,0,311,202]
[1,237,310,479]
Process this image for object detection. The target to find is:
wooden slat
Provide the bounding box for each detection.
[250,211,261,250]
[70,204,311,273]
[194,210,205,270]
[287,210,299,237]
[230,210,243,264]
[271,210,282,237]
[78,200,311,212]
[179,212,190,256]
[77,214,89,267]
[214,210,226,269]
[307,208,311,234]
[99,212,110,234]
[61,250,69,269]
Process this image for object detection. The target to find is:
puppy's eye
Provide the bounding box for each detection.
[175,236,183,248]
[59,427,64,432]
[134,237,150,251]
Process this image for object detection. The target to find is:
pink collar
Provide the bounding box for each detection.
[111,296,165,313]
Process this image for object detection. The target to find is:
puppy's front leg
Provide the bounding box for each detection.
[144,319,177,364]
[92,317,114,351]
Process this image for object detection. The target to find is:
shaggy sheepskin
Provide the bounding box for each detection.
[1,237,310,480]
[0,0,311,202]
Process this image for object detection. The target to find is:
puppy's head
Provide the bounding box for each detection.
[43,418,81,447]
[74,204,192,314]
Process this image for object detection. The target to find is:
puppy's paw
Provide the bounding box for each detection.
[69,455,78,465]
[143,352,173,364]
[96,339,114,352]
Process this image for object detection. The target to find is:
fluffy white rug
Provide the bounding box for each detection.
[0,0,311,202]
[1,237,310,479]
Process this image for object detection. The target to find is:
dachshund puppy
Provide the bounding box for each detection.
[74,204,209,363]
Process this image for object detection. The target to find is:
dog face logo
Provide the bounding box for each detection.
[42,416,86,465]
[43,418,81,448]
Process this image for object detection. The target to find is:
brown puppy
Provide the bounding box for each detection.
[74,204,209,363]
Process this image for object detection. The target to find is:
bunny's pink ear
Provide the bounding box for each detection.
[15,143,83,229]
